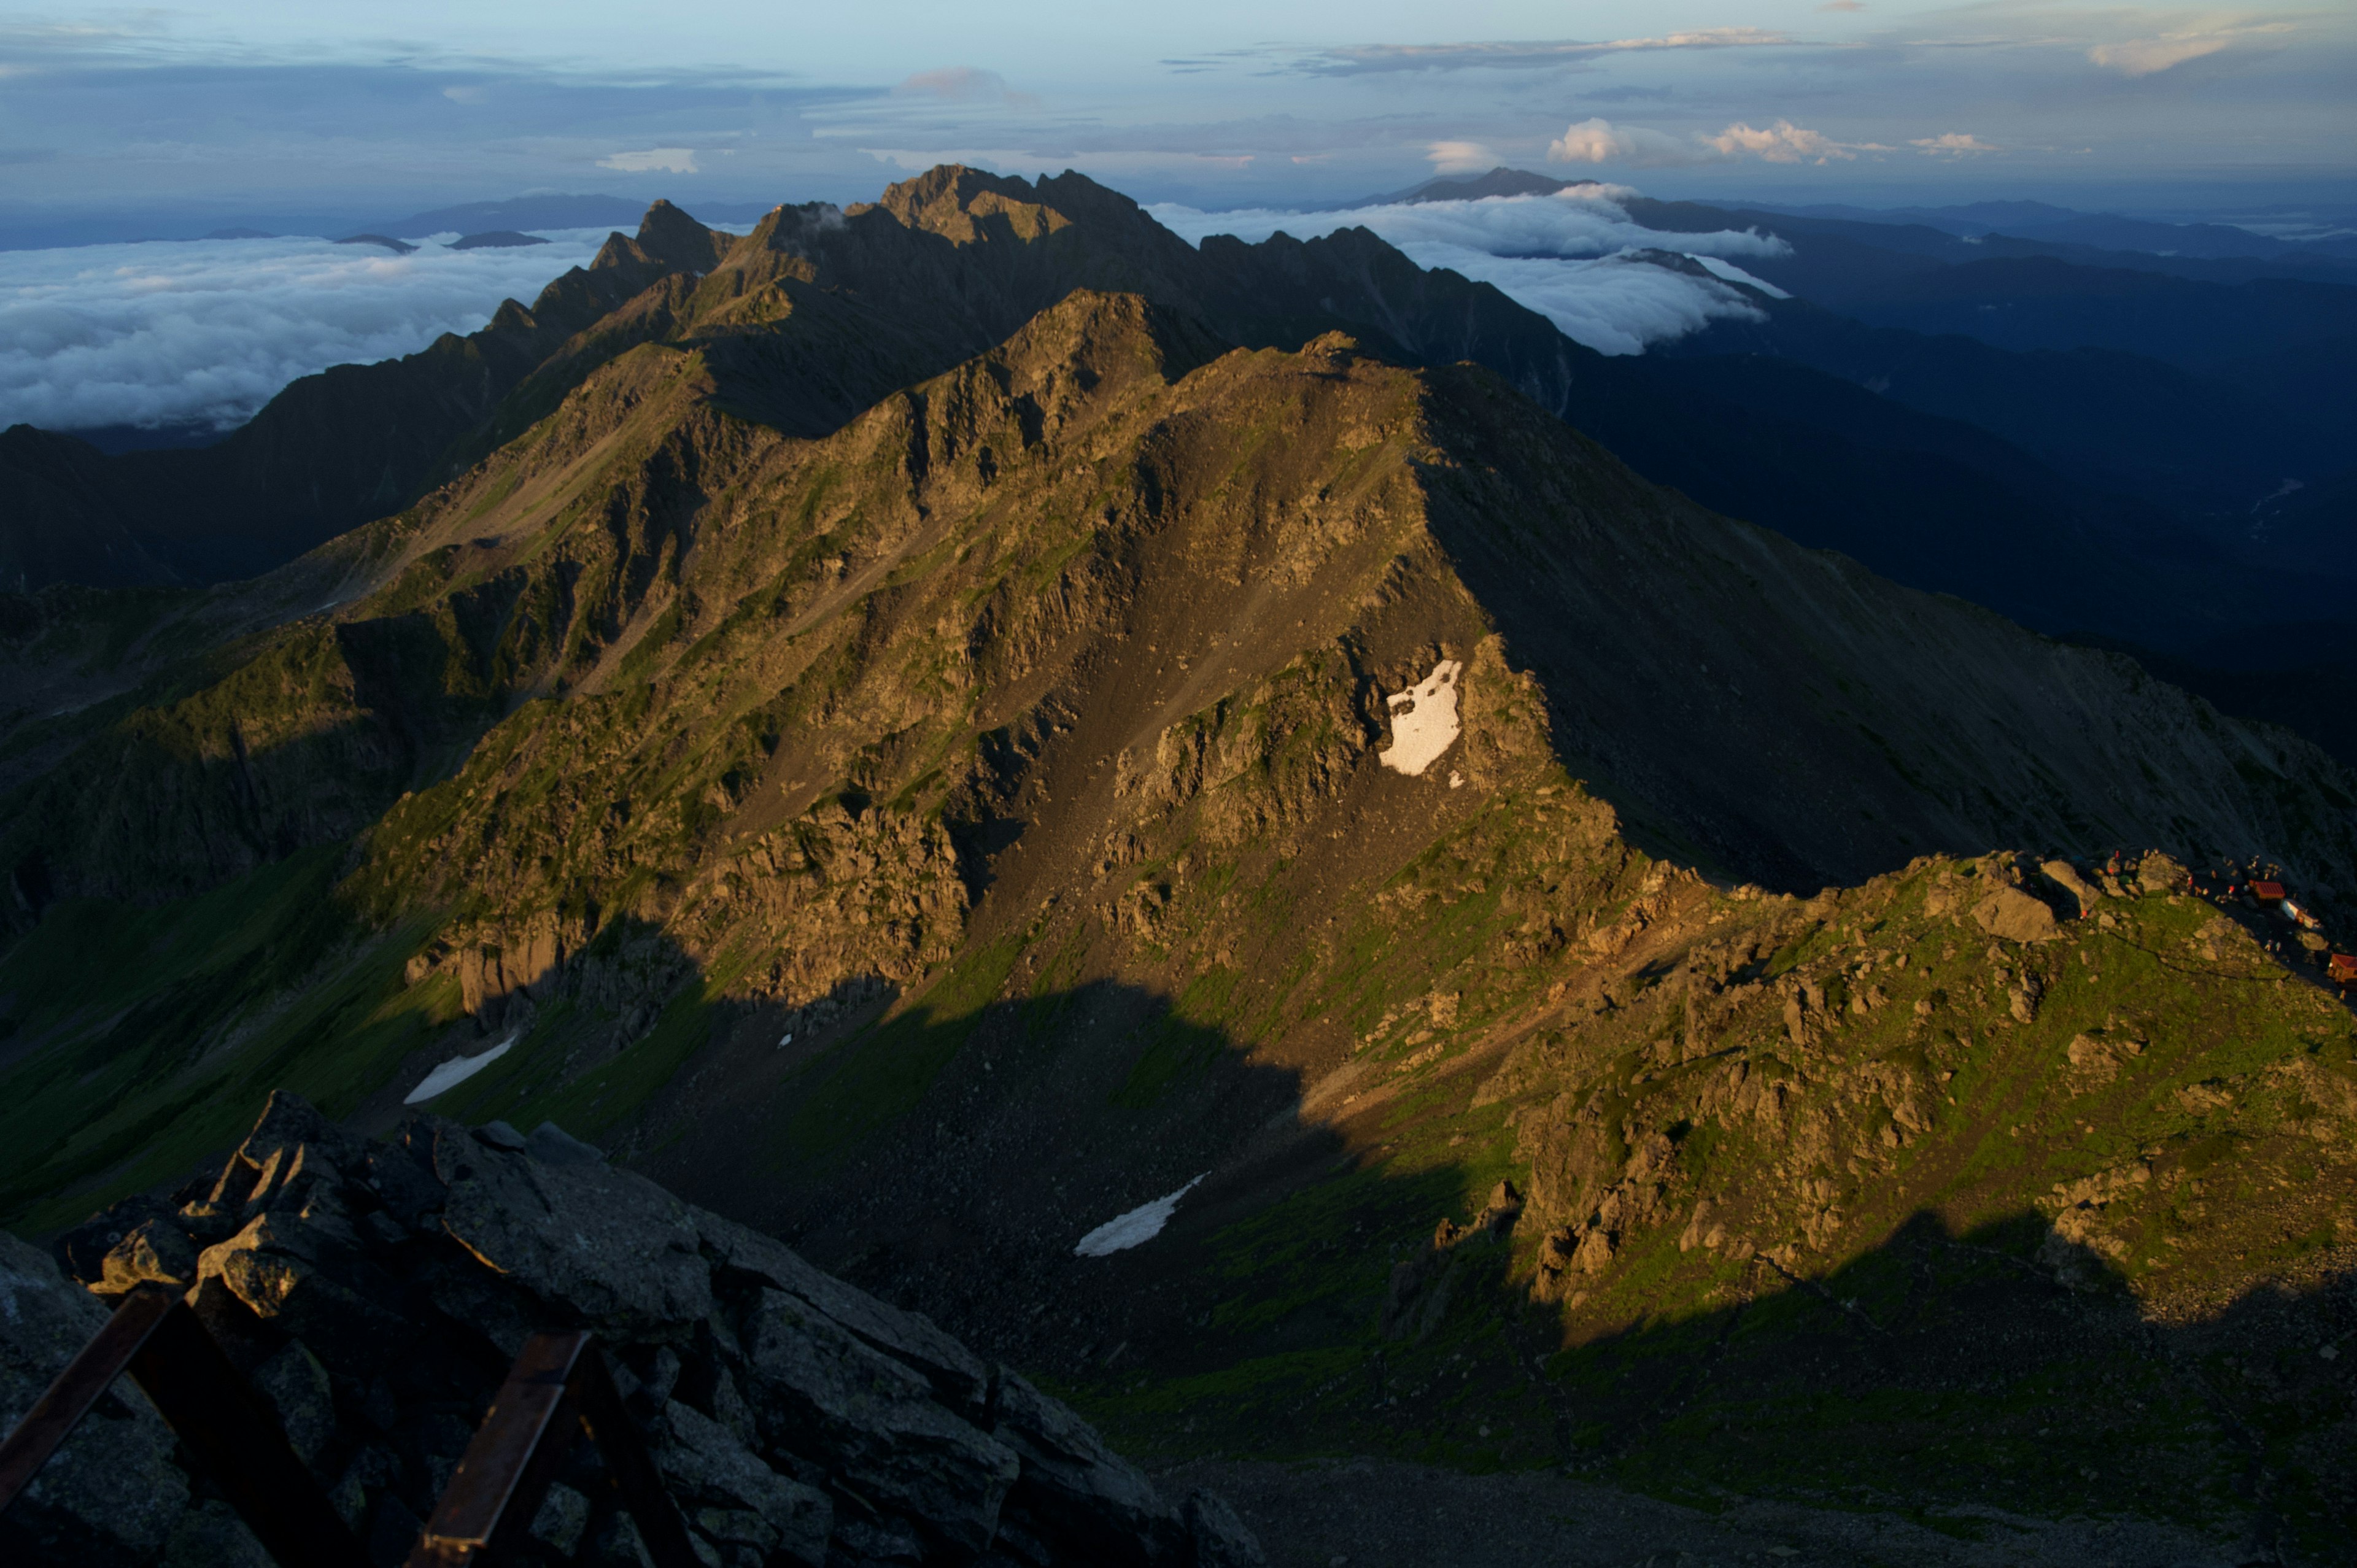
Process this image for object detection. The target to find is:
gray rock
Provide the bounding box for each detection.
[173,1201,244,1246]
[23,1092,1245,1568]
[656,1397,832,1566]
[742,1288,1018,1552]
[158,1500,271,1568]
[2040,859,2100,917]
[531,1481,593,1556]
[99,1219,198,1294]
[0,1230,190,1564]
[1972,885,2059,944]
[250,1339,337,1473]
[193,1211,406,1365]
[989,1368,1187,1566]
[700,1211,987,1413]
[587,1510,657,1568]
[53,1192,178,1287]
[474,1120,529,1152]
[834,1516,926,1561]
[220,1091,363,1211]
[433,1126,711,1330]
[363,1137,446,1231]
[1183,1488,1268,1568]
[525,1120,606,1167]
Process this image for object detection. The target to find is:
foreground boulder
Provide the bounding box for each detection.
[9,1092,1260,1568]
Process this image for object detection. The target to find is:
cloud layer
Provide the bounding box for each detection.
[1150,188,1787,357]
[1549,116,1940,169]
[0,228,625,432]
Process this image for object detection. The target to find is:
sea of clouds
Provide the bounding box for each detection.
[1149,187,1790,356]
[0,228,633,435]
[0,190,1784,438]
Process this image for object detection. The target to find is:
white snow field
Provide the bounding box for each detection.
[1075,1174,1209,1257]
[404,1034,518,1104]
[1379,659,1464,776]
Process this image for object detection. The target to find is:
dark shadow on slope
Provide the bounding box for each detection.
[19,890,2356,1561]
[2067,630,2357,772]
[0,843,457,1233]
[1073,1146,2355,1562]
[1531,1210,2356,1562]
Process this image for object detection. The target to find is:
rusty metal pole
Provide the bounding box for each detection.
[0,1285,367,1568]
[406,1330,698,1568]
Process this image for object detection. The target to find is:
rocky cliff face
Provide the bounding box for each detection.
[6,1092,1260,1568]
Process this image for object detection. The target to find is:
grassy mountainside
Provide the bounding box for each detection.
[2,171,2354,1559]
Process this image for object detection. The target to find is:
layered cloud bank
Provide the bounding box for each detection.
[0,228,623,434]
[2,188,1781,438]
[1150,187,1787,356]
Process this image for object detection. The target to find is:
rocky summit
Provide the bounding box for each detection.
[6,1092,1263,1567]
[1,168,2355,1564]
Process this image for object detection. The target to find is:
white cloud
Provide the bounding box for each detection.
[1548,115,1895,168]
[1547,117,1705,168]
[1426,140,1496,174]
[0,228,624,431]
[2088,23,2293,77]
[2088,35,2229,74]
[1150,187,1788,357]
[598,146,698,174]
[1706,118,1892,164]
[1910,132,1999,156]
[441,84,488,104]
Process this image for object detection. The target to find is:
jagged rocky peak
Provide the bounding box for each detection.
[853,165,1080,244]
[4,1092,1262,1567]
[593,198,737,276]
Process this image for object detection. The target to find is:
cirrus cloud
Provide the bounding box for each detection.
[2088,22,2294,77]
[598,146,698,174]
[1296,28,1792,75]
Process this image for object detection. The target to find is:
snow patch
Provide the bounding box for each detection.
[404,1033,517,1104]
[1379,660,1463,776]
[1075,1174,1207,1257]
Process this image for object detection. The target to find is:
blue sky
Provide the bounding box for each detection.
[1,1,2351,226]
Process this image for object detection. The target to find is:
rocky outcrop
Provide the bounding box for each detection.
[12,1092,1260,1568]
[0,1233,190,1566]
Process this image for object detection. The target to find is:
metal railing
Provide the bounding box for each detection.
[0,1284,695,1568]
